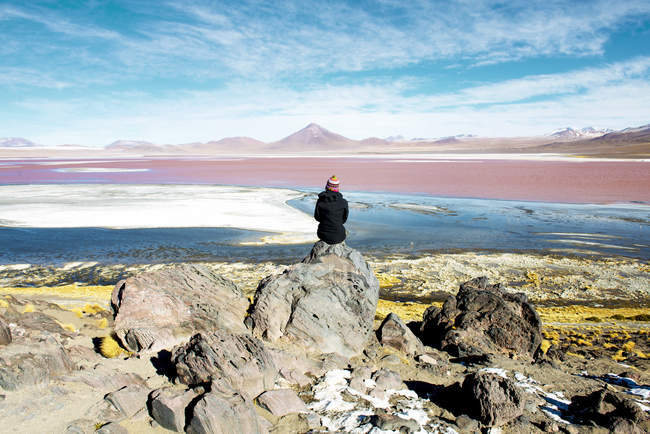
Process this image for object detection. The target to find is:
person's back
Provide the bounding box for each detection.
[314,175,349,244]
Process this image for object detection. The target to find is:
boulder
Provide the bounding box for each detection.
[569,388,648,432]
[257,389,308,416]
[149,387,200,432]
[248,241,379,357]
[186,388,268,434]
[0,336,73,390]
[371,368,405,391]
[111,264,249,352]
[420,277,542,357]
[377,313,424,355]
[173,330,277,400]
[461,371,525,427]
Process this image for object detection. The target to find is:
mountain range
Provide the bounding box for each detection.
[1,123,648,157]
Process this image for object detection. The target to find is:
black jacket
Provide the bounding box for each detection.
[314,190,349,244]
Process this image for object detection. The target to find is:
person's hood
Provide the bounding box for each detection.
[318,190,343,202]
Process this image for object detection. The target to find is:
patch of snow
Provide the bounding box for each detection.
[480,367,508,378]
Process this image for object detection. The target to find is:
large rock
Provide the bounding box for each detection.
[149,387,200,432]
[173,330,277,400]
[186,388,268,434]
[248,241,379,357]
[257,389,309,416]
[420,277,542,357]
[377,313,424,355]
[111,264,249,352]
[104,384,151,418]
[461,371,525,427]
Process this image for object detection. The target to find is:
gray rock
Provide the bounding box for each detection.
[377,312,424,355]
[257,389,308,416]
[372,368,405,391]
[149,387,199,432]
[415,353,438,365]
[380,353,401,365]
[0,317,11,345]
[0,336,73,390]
[421,277,542,357]
[461,371,525,427]
[249,241,379,357]
[349,366,373,393]
[104,384,151,418]
[569,387,648,432]
[173,330,277,400]
[111,264,249,352]
[186,389,268,434]
[278,368,311,388]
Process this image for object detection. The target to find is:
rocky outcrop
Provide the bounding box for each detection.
[248,241,379,357]
[110,264,249,352]
[172,330,277,400]
[461,371,525,426]
[377,313,424,355]
[420,277,542,357]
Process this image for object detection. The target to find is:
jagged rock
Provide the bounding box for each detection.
[249,241,379,357]
[111,264,249,352]
[149,387,199,432]
[461,371,525,427]
[420,277,542,357]
[257,389,308,416]
[173,330,277,400]
[377,313,424,355]
[349,366,373,393]
[569,388,648,432]
[104,384,151,418]
[0,317,11,345]
[186,388,268,434]
[0,336,73,390]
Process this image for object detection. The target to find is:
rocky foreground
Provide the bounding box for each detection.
[0,243,648,433]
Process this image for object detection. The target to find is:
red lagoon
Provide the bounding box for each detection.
[1,157,648,204]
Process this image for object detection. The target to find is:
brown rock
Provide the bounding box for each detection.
[461,371,525,426]
[173,330,277,400]
[111,264,249,352]
[421,277,542,357]
[377,313,424,355]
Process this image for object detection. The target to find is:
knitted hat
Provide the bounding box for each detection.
[326,175,340,192]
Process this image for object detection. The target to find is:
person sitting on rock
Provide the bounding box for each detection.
[314,175,349,244]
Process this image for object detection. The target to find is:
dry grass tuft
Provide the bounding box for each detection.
[99,335,127,359]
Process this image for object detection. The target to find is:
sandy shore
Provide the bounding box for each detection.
[1,156,648,203]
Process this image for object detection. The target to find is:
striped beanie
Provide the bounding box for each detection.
[326,175,340,192]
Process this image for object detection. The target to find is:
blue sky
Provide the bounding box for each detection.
[1,0,650,146]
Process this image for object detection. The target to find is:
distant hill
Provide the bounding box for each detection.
[0,137,37,147]
[549,127,612,139]
[535,124,650,157]
[270,123,355,150]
